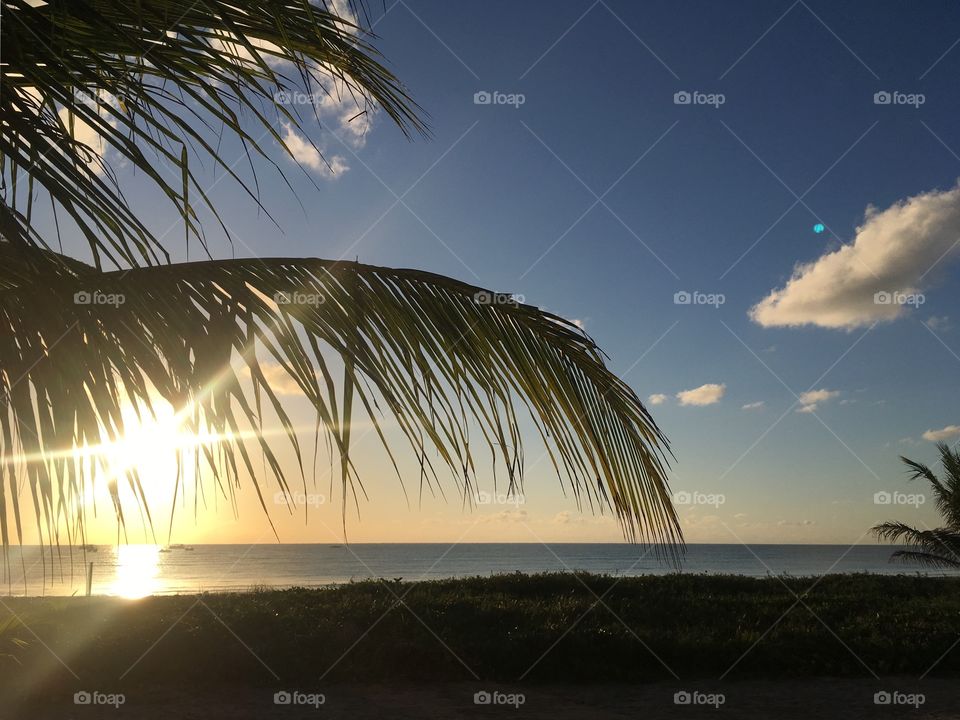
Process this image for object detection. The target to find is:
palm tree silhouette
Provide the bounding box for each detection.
[0,1,680,553]
[873,442,960,567]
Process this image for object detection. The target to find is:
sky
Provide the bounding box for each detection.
[29,0,960,547]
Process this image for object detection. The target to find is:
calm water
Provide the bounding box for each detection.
[1,543,955,597]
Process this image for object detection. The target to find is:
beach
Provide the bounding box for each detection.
[2,573,959,718]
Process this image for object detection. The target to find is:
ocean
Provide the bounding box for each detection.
[2,543,955,597]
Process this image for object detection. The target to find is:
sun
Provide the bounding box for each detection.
[89,400,208,510]
[101,402,188,478]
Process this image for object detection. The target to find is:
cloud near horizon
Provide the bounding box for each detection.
[238,361,305,396]
[922,425,960,442]
[676,383,726,406]
[750,184,960,330]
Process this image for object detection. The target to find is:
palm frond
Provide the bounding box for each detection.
[0,0,426,269]
[933,442,960,527]
[887,550,960,569]
[0,252,682,557]
[872,521,960,567]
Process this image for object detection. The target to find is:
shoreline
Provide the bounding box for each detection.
[3,566,958,600]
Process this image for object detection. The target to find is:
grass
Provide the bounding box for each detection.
[1,572,960,695]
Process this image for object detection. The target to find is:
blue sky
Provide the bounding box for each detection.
[48,1,960,545]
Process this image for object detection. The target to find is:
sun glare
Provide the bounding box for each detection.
[100,402,189,481]
[110,544,162,599]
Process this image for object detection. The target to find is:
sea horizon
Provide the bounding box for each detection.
[5,542,957,599]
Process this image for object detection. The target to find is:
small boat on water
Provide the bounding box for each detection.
[169,544,186,549]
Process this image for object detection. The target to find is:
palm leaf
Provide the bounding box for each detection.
[0,251,682,556]
[873,521,960,567]
[887,550,960,569]
[1,0,426,269]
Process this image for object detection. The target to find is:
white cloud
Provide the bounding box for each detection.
[741,401,765,410]
[239,361,305,395]
[750,184,960,330]
[648,393,669,406]
[46,88,119,175]
[926,315,951,331]
[480,509,529,523]
[796,388,839,414]
[208,17,376,160]
[923,425,960,442]
[280,123,349,179]
[676,383,726,406]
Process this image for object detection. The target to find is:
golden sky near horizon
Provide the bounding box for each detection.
[1,382,915,549]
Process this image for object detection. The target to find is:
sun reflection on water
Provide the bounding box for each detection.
[110,544,162,598]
